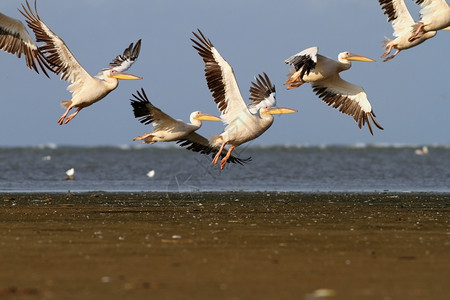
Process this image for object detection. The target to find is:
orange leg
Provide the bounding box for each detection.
[382,49,400,62]
[283,70,302,85]
[286,81,304,90]
[408,23,424,42]
[64,107,82,124]
[381,44,393,58]
[133,133,153,141]
[57,106,73,125]
[220,145,235,170]
[212,143,226,165]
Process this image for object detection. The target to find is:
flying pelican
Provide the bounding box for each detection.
[0,10,50,76]
[283,46,383,135]
[409,0,450,42]
[378,0,437,61]
[191,30,297,170]
[19,0,142,125]
[130,88,250,165]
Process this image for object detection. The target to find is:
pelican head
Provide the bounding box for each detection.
[190,111,221,122]
[261,106,298,115]
[106,69,142,80]
[339,52,376,63]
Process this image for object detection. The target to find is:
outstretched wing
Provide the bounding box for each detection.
[378,0,415,37]
[284,46,318,81]
[191,29,248,125]
[0,11,50,76]
[19,0,90,83]
[176,132,251,165]
[312,74,384,135]
[130,88,180,132]
[247,72,276,114]
[96,39,141,79]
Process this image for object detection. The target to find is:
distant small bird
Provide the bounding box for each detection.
[408,0,450,42]
[378,0,437,61]
[0,7,50,76]
[414,146,429,155]
[283,46,383,135]
[146,170,155,178]
[191,29,296,170]
[65,168,75,180]
[42,155,51,161]
[19,0,142,125]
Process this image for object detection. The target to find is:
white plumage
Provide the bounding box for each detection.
[192,30,296,170]
[284,46,383,135]
[19,0,142,125]
[378,0,437,61]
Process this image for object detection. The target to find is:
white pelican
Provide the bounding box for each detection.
[19,0,142,125]
[409,0,450,42]
[0,10,50,76]
[378,0,437,61]
[130,88,250,165]
[284,46,383,135]
[191,30,297,170]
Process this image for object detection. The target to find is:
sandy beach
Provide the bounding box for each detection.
[0,192,449,299]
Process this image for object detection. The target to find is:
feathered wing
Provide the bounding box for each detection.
[415,0,450,29]
[378,0,416,37]
[19,0,91,84]
[176,132,251,165]
[0,11,50,76]
[284,46,318,81]
[311,74,384,135]
[191,29,249,125]
[96,39,142,79]
[247,72,276,114]
[130,88,180,132]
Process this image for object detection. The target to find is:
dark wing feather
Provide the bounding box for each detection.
[176,132,251,165]
[0,7,50,76]
[284,47,318,81]
[378,0,398,22]
[130,88,177,128]
[248,72,276,107]
[108,39,141,71]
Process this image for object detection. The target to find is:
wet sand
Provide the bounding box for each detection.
[0,192,449,299]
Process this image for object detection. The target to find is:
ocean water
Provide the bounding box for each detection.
[0,144,449,193]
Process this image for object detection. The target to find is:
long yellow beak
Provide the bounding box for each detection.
[194,113,221,121]
[347,54,376,62]
[111,72,143,80]
[443,26,450,30]
[264,107,298,115]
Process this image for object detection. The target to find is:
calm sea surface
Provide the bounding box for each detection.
[0,144,449,193]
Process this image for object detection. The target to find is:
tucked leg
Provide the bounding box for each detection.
[283,70,302,85]
[408,23,424,42]
[133,133,153,141]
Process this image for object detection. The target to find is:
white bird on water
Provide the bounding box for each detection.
[65,168,75,180]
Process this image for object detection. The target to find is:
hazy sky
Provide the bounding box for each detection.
[1,0,448,147]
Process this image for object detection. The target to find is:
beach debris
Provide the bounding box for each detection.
[305,288,337,299]
[147,170,155,178]
[65,168,75,180]
[414,146,429,155]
